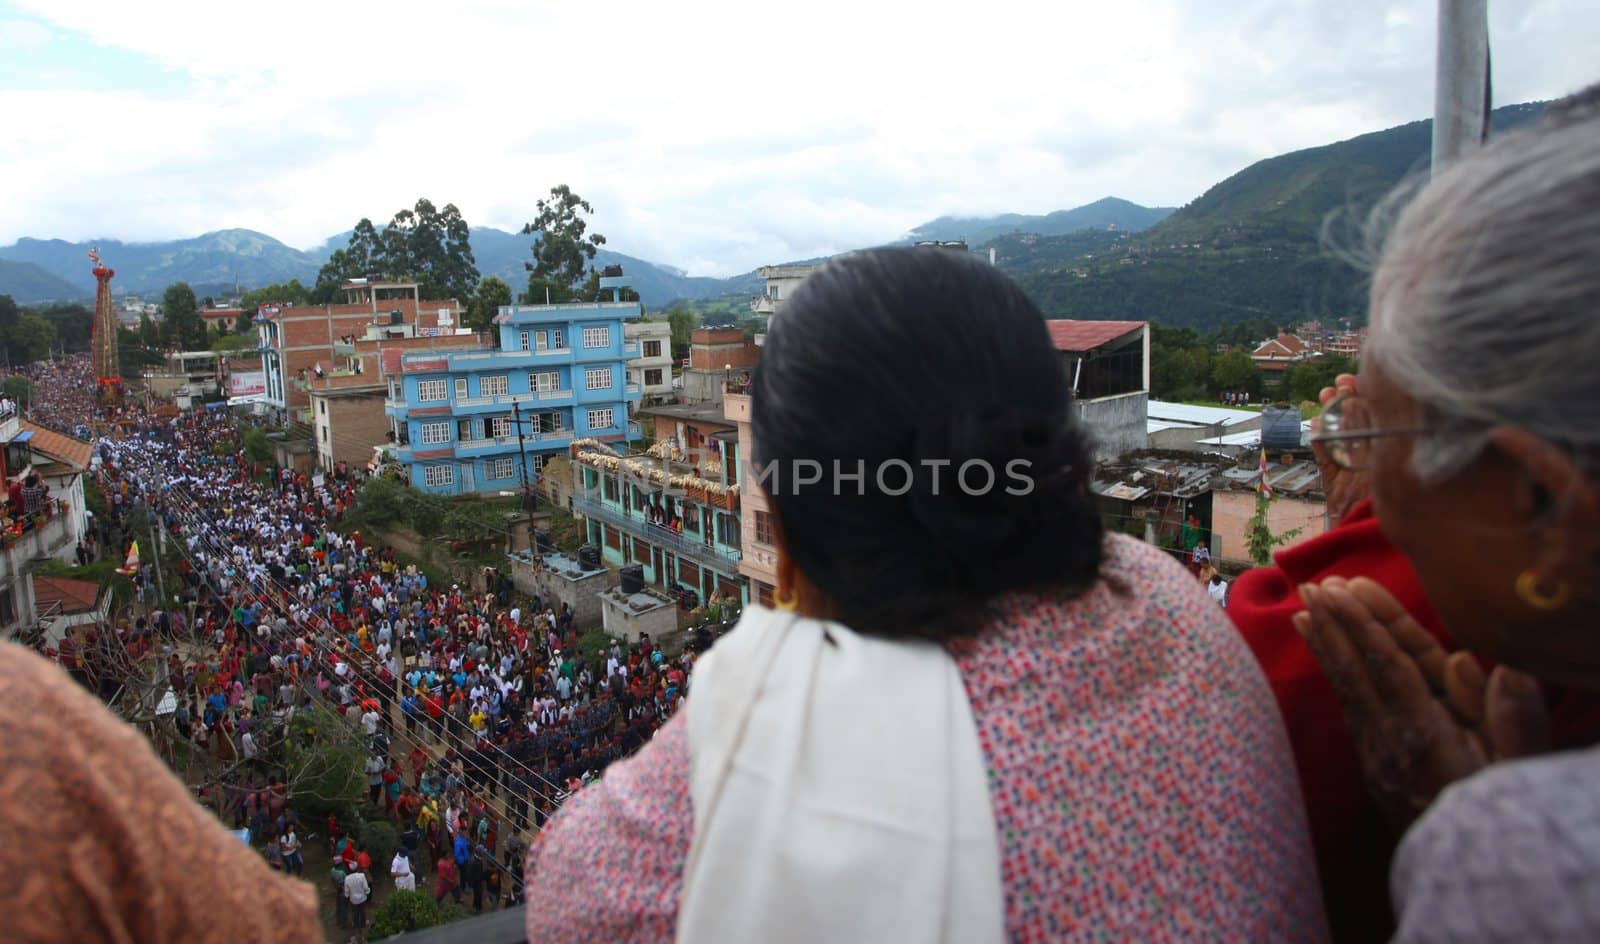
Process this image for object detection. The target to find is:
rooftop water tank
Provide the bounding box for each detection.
[1260,404,1304,451]
[620,564,645,595]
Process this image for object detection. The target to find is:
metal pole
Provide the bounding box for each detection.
[1433,0,1491,173]
[513,400,532,512]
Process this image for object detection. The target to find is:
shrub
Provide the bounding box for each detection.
[367,890,460,938]
[576,629,613,662]
[356,817,400,871]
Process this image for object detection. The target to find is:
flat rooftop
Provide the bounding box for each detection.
[637,402,738,428]
[508,549,606,580]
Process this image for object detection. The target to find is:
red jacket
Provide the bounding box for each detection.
[1229,499,1443,941]
[1230,499,1600,942]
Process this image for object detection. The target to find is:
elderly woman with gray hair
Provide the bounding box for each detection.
[1298,85,1600,941]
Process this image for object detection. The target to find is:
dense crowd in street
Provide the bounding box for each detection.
[40,390,697,939]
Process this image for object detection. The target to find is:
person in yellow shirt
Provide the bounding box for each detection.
[468,706,487,733]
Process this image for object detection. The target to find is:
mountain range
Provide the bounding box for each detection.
[0,100,1549,327]
[904,197,1174,245]
[0,227,766,308]
[1010,101,1547,331]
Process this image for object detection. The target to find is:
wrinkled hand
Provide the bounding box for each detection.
[1293,576,1549,832]
[1309,374,1370,527]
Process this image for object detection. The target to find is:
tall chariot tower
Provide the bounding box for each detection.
[88,247,121,403]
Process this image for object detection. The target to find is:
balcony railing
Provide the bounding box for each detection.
[2,497,73,559]
[625,382,641,396]
[454,391,573,410]
[622,342,641,358]
[572,495,740,570]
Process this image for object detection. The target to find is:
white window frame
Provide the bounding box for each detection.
[490,457,515,480]
[537,328,566,351]
[489,416,512,438]
[417,379,448,402]
[423,464,454,487]
[584,367,611,391]
[481,374,509,397]
[530,453,545,476]
[582,326,609,349]
[519,330,531,351]
[587,408,614,430]
[420,422,451,445]
[454,378,468,399]
[528,371,559,393]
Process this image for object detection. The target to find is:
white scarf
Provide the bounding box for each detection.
[678,606,1005,944]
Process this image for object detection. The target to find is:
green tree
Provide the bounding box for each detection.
[317,201,479,303]
[1210,349,1262,397]
[242,427,272,465]
[138,312,160,351]
[666,307,698,356]
[160,282,206,350]
[1,375,32,406]
[5,313,56,363]
[276,706,368,821]
[519,276,576,306]
[1286,354,1358,405]
[314,218,383,301]
[522,185,607,291]
[0,294,17,333]
[468,275,513,331]
[238,280,310,328]
[28,303,93,353]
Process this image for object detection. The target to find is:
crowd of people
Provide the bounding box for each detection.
[39,400,700,940]
[0,82,1595,944]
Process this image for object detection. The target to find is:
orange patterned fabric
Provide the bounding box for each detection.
[0,643,320,944]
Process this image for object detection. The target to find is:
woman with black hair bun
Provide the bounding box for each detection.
[525,247,1328,942]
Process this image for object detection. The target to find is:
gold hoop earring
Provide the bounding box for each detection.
[1516,570,1571,611]
[773,587,798,611]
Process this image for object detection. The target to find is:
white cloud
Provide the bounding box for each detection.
[1,0,1595,275]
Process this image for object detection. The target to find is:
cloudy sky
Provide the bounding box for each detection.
[0,0,1592,276]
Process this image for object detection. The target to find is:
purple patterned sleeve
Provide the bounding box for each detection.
[524,711,692,944]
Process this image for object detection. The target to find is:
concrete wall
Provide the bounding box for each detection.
[689,327,759,370]
[680,368,730,405]
[625,322,674,400]
[1211,489,1328,566]
[725,393,777,599]
[599,588,679,643]
[1077,391,1148,460]
[506,553,611,630]
[313,391,390,472]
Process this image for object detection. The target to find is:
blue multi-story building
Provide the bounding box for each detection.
[385,293,643,495]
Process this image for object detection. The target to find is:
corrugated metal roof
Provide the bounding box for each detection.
[1046,320,1145,352]
[1093,481,1152,501]
[1147,401,1261,428]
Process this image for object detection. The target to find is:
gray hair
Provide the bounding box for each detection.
[1363,84,1600,481]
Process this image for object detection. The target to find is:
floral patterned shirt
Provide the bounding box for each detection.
[525,535,1328,942]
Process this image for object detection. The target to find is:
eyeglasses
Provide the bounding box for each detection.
[1308,395,1436,471]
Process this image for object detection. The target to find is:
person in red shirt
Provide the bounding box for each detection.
[1228,376,1600,942]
